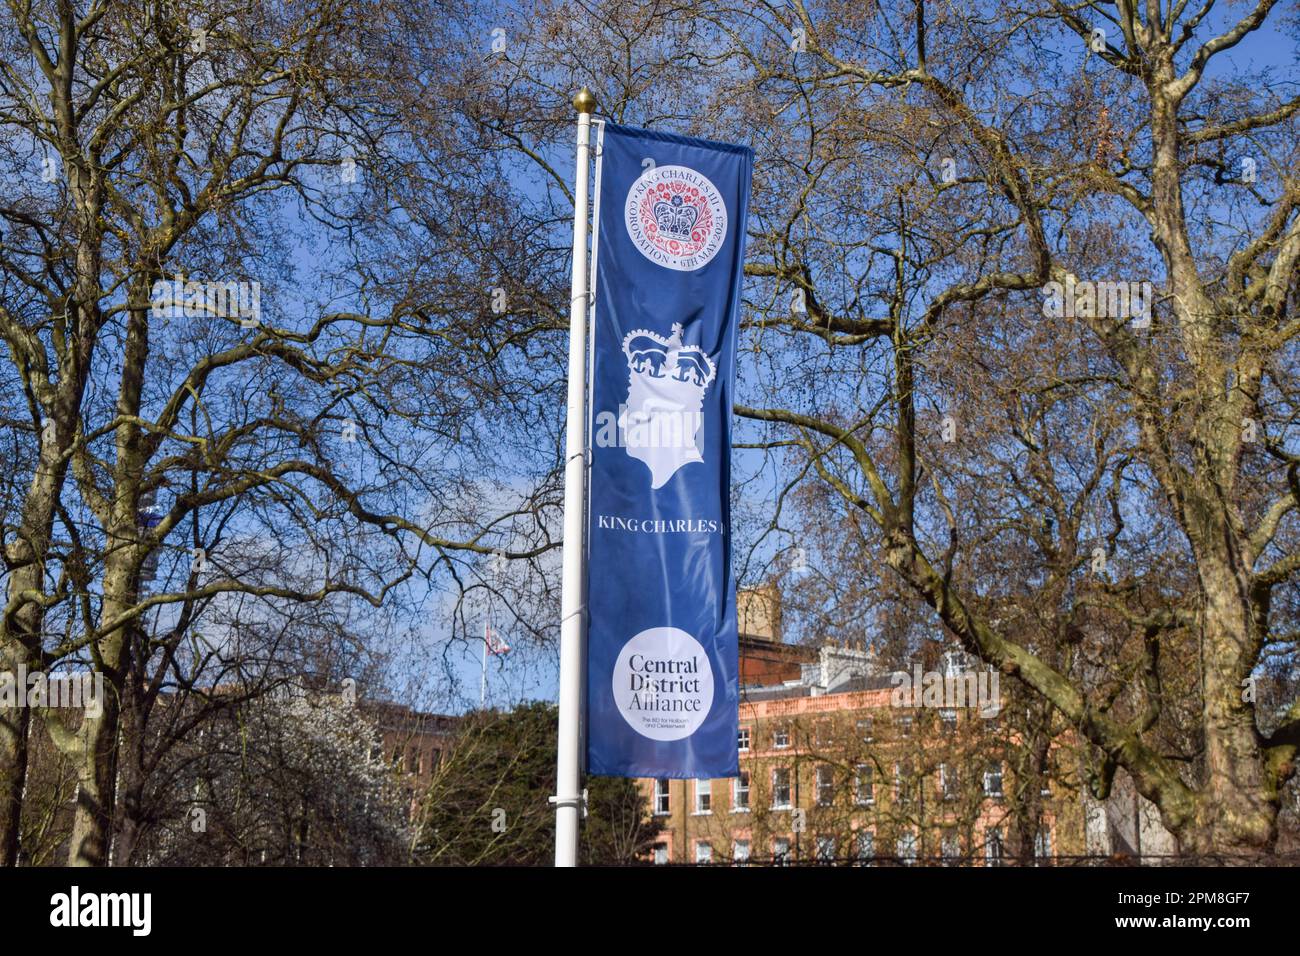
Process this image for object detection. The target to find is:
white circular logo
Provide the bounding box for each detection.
[612,626,714,740]
[625,165,728,271]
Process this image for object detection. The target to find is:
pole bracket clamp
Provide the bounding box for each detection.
[549,789,589,819]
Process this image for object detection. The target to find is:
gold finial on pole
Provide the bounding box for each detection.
[572,86,596,115]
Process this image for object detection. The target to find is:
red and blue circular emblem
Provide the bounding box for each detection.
[624,165,728,271]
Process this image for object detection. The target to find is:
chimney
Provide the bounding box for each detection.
[737,582,782,643]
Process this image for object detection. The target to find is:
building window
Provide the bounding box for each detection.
[653,778,670,816]
[694,780,712,814]
[773,726,790,750]
[816,764,835,806]
[897,715,914,738]
[897,830,917,865]
[941,829,960,863]
[854,764,874,805]
[855,830,875,865]
[949,649,977,677]
[940,763,958,800]
[1034,828,1053,863]
[652,843,668,865]
[732,772,750,811]
[984,762,1004,798]
[733,840,750,864]
[940,709,957,734]
[737,726,750,752]
[816,721,834,746]
[772,837,791,866]
[816,836,836,864]
[894,758,914,803]
[772,768,792,809]
[985,829,1005,867]
[857,717,874,742]
[408,746,421,774]
[695,841,713,864]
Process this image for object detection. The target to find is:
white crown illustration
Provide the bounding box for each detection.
[622,323,717,391]
[653,194,699,239]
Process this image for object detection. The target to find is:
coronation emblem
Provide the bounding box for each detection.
[624,165,728,271]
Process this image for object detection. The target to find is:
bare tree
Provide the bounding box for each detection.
[717,0,1300,855]
[431,0,1299,855]
[136,687,411,866]
[0,0,558,865]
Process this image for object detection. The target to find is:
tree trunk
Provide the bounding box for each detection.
[0,441,70,865]
[66,283,146,866]
[1180,560,1275,857]
[110,682,149,867]
[67,673,122,866]
[67,593,130,867]
[0,646,31,866]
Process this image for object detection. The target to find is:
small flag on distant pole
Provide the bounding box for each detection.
[485,624,511,655]
[481,619,510,708]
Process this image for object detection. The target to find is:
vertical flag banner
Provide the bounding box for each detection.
[586,123,753,778]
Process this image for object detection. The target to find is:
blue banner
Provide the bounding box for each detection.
[585,123,753,779]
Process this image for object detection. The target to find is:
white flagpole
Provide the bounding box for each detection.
[553,86,596,867]
[480,619,489,709]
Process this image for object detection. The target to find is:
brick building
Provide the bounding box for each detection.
[736,583,817,685]
[368,700,458,781]
[364,700,459,826]
[639,637,1086,865]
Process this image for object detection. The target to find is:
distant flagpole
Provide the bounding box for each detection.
[480,619,489,709]
[553,86,597,868]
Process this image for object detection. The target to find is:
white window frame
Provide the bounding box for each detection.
[894,759,913,802]
[942,829,961,863]
[984,762,1004,798]
[897,830,917,866]
[693,779,712,815]
[732,771,750,812]
[940,763,958,800]
[737,726,750,752]
[857,717,874,742]
[855,830,875,865]
[986,828,1005,867]
[771,767,792,809]
[772,837,791,866]
[695,841,713,864]
[653,778,670,816]
[854,764,874,805]
[1034,828,1052,862]
[733,839,750,864]
[815,764,835,806]
[940,709,958,734]
[816,835,836,864]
